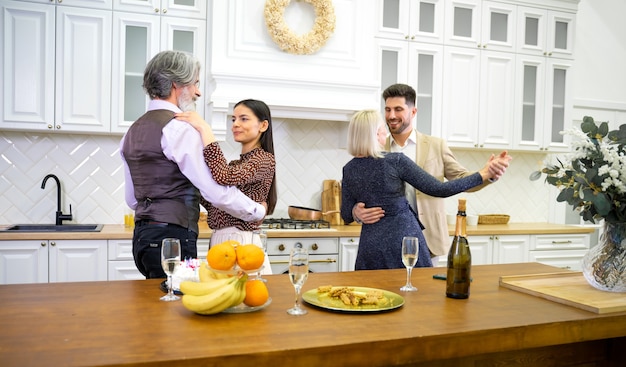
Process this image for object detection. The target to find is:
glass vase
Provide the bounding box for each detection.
[581,222,626,292]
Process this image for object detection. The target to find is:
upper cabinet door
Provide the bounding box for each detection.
[517,7,575,59]
[444,0,515,52]
[110,13,160,133]
[55,7,112,133]
[113,0,206,19]
[1,1,55,131]
[378,0,444,44]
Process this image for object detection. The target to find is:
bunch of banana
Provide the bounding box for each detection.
[181,272,248,315]
[198,262,230,282]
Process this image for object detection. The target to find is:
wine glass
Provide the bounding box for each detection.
[287,246,309,315]
[400,236,419,292]
[160,238,181,301]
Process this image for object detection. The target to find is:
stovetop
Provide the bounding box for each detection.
[261,218,331,230]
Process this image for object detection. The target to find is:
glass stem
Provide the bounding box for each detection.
[168,275,173,298]
[406,267,413,287]
[294,287,301,308]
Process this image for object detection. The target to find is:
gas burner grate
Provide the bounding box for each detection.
[262,218,331,230]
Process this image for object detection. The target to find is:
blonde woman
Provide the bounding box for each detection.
[340,109,500,270]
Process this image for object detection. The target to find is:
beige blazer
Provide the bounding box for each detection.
[386,130,488,256]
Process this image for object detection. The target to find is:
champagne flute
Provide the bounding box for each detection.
[160,238,181,301]
[400,236,419,292]
[287,246,309,315]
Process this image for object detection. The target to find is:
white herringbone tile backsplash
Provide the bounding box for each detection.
[0,120,552,225]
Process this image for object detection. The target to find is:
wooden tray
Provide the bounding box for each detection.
[499,272,626,314]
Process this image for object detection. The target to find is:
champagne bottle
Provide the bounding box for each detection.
[446,198,471,299]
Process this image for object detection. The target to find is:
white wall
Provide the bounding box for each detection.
[573,0,626,107]
[1,0,624,226]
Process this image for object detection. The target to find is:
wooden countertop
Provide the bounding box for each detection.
[0,222,595,240]
[1,263,624,367]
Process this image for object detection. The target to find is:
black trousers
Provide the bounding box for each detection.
[132,223,198,279]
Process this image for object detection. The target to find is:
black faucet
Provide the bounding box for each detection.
[41,174,73,225]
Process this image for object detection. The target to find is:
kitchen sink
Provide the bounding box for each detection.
[2,224,103,232]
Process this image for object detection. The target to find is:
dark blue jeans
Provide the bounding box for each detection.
[132,223,198,279]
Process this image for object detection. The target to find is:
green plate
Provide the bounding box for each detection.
[302,286,404,312]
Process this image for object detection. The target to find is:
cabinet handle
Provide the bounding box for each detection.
[56,125,61,130]
[477,44,481,48]
[50,242,56,247]
[482,44,487,48]
[278,244,285,251]
[162,9,167,14]
[405,35,410,40]
[48,124,53,129]
[349,238,355,243]
[551,240,572,244]
[41,242,46,247]
[311,243,319,251]
[271,258,336,264]
[154,8,160,13]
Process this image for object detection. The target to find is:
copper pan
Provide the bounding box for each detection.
[288,206,339,221]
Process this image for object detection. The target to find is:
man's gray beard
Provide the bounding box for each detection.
[178,88,196,112]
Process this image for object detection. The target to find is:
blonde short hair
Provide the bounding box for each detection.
[347,109,384,158]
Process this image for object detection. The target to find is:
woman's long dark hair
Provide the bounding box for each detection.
[234,99,277,215]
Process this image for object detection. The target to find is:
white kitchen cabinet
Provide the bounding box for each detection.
[516,7,575,59]
[18,0,112,9]
[0,1,112,133]
[0,240,107,284]
[377,0,444,136]
[437,234,529,266]
[378,40,443,136]
[107,238,210,280]
[444,0,517,52]
[339,237,359,272]
[266,237,339,274]
[378,0,445,44]
[529,233,589,271]
[440,1,517,149]
[110,10,206,132]
[441,46,515,149]
[112,0,206,20]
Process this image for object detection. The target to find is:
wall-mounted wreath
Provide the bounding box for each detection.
[264,0,336,55]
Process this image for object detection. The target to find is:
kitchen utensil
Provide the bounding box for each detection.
[288,205,338,221]
[321,180,342,225]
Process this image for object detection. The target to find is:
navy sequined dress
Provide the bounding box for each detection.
[341,152,483,270]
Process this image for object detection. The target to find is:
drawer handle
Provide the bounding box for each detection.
[551,240,573,244]
[311,243,318,251]
[270,258,337,264]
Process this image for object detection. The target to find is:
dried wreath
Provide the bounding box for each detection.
[264,0,336,55]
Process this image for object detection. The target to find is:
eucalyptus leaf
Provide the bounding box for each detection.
[532,116,626,224]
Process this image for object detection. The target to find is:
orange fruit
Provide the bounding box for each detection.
[235,244,265,270]
[244,279,269,307]
[207,242,237,271]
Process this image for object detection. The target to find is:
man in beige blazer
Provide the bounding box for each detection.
[352,83,511,261]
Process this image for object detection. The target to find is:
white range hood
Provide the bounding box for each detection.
[207,0,379,140]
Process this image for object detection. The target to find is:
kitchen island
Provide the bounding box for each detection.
[1,263,624,367]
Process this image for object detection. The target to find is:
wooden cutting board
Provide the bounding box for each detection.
[499,272,626,314]
[321,180,341,225]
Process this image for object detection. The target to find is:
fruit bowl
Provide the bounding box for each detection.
[206,264,265,276]
[223,297,272,313]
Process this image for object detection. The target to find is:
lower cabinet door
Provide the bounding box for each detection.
[528,249,588,271]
